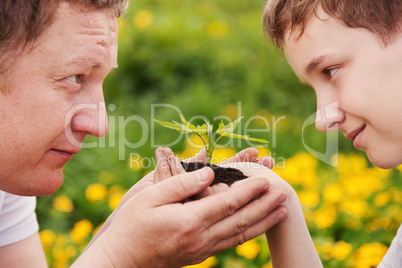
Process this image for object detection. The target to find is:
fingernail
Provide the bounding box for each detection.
[155,148,162,160]
[196,167,210,183]
[276,212,286,223]
[277,194,286,206]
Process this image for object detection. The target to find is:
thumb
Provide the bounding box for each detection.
[144,167,214,207]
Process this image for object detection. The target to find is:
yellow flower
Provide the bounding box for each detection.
[323,184,343,203]
[257,147,270,158]
[262,262,273,268]
[340,198,368,217]
[313,205,337,229]
[85,183,108,202]
[55,233,68,247]
[40,229,56,247]
[397,164,402,171]
[336,153,367,175]
[186,134,207,148]
[222,104,240,119]
[210,147,236,164]
[53,195,74,213]
[332,241,352,260]
[299,190,320,207]
[179,134,206,160]
[374,192,391,207]
[65,245,77,258]
[184,256,218,268]
[236,239,260,259]
[275,152,318,187]
[133,10,153,30]
[389,187,402,203]
[109,191,124,210]
[52,248,69,267]
[70,219,93,244]
[319,241,334,260]
[352,243,388,268]
[207,21,228,39]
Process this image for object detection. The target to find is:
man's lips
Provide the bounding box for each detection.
[51,148,81,155]
[346,125,366,140]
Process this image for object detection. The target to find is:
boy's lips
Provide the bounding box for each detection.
[346,125,366,149]
[346,124,366,141]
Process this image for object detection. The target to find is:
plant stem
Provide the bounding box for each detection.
[208,135,223,163]
[197,134,210,163]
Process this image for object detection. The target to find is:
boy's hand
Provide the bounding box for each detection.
[154,147,278,199]
[154,146,275,183]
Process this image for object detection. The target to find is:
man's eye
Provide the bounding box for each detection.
[66,75,83,84]
[324,67,339,78]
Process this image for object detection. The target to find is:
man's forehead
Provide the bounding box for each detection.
[53,2,118,40]
[29,2,119,73]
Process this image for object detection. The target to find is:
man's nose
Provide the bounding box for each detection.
[315,100,345,132]
[70,100,109,138]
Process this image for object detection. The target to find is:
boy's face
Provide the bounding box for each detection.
[0,2,118,195]
[283,8,402,169]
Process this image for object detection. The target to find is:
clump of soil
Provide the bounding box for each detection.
[181,162,248,186]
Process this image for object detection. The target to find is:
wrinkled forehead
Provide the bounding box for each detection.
[31,2,119,64]
[52,2,118,45]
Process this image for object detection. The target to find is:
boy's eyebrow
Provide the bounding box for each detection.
[304,55,326,74]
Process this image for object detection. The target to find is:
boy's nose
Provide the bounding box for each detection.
[315,100,345,132]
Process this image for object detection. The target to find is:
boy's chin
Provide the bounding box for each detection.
[366,151,402,170]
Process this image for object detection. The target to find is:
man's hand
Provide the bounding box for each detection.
[84,167,287,268]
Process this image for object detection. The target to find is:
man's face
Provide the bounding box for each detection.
[283,8,402,169]
[0,2,118,195]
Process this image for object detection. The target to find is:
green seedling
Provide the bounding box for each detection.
[154,114,268,163]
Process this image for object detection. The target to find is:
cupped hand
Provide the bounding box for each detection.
[100,167,287,268]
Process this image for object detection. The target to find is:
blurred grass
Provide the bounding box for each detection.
[36,0,401,267]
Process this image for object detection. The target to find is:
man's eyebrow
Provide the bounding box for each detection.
[68,58,118,72]
[69,58,101,68]
[304,55,326,74]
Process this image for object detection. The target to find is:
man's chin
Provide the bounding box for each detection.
[9,169,65,196]
[35,171,64,196]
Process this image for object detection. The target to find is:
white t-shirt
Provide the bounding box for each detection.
[378,223,402,268]
[0,191,39,247]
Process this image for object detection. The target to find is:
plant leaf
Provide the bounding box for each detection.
[179,114,197,130]
[220,132,269,143]
[154,119,193,134]
[179,114,208,134]
[216,116,244,136]
[204,119,213,135]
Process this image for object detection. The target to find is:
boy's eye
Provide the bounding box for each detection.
[66,75,83,84]
[324,67,339,78]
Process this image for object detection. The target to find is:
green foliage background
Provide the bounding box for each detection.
[35,0,401,267]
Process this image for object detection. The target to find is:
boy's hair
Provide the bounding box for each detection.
[0,0,128,76]
[263,0,402,49]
